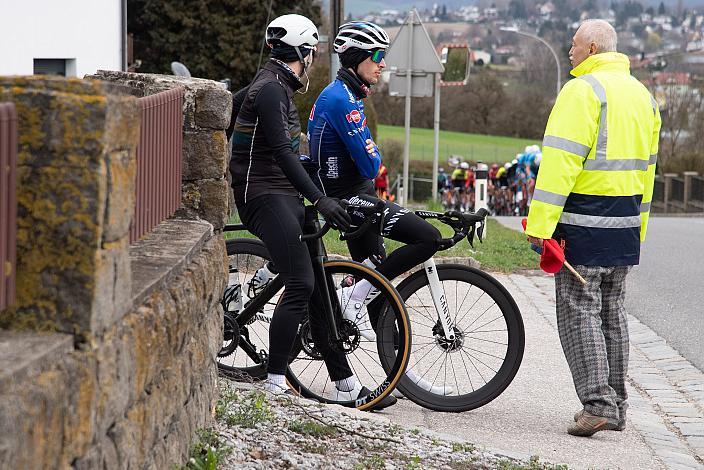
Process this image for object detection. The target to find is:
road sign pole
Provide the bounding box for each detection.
[432,72,441,201]
[329,0,344,82]
[402,10,414,206]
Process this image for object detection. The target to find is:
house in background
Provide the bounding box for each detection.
[0,0,126,77]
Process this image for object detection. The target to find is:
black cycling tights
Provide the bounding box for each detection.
[345,192,442,280]
[238,194,352,379]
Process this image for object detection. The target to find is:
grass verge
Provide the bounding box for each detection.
[377,124,536,163]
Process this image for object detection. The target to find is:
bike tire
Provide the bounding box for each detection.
[217,238,274,381]
[285,260,412,412]
[383,264,524,412]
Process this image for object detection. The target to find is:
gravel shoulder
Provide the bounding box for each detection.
[207,380,566,470]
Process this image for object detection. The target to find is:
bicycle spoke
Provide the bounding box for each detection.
[470,314,505,334]
[463,348,500,374]
[460,349,488,385]
[465,335,507,346]
[449,350,462,395]
[429,351,449,390]
[453,280,474,325]
[462,301,497,331]
[349,353,377,386]
[409,342,443,372]
[409,291,437,325]
[464,346,505,363]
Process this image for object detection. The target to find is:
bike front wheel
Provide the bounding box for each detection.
[382,264,524,412]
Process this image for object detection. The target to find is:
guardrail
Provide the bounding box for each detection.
[0,103,17,311]
[130,88,184,243]
[657,172,704,213]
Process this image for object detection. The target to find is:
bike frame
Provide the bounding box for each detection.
[228,209,346,358]
[422,258,456,341]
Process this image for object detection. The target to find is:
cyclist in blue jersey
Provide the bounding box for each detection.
[308,21,450,397]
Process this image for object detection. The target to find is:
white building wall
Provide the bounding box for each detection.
[0,0,122,77]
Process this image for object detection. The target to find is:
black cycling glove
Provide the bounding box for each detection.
[315,197,352,231]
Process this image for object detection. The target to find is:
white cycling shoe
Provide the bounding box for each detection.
[337,286,377,342]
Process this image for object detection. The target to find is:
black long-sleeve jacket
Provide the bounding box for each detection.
[229,59,324,206]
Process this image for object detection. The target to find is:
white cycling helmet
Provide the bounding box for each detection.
[512,158,518,165]
[334,21,390,53]
[266,14,319,49]
[460,162,469,169]
[504,162,511,169]
[525,144,540,154]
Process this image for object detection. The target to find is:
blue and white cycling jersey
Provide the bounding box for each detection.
[307,79,382,192]
[517,152,537,181]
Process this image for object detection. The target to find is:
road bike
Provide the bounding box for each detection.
[217,203,411,410]
[220,205,525,412]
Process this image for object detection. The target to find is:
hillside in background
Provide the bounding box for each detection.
[321,0,704,18]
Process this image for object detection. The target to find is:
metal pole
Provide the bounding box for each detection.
[402,10,414,206]
[432,72,441,201]
[330,0,344,82]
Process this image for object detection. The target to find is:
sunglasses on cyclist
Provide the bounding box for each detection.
[369,49,386,63]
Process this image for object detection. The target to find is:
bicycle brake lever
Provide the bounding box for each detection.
[467,225,476,249]
[477,221,485,244]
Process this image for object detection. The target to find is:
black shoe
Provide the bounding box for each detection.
[359,386,397,411]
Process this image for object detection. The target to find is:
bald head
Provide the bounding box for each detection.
[570,19,617,67]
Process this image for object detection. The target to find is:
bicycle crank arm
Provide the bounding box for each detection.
[423,259,455,341]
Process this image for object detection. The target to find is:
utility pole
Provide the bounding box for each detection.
[329,0,345,82]
[401,10,414,206]
[432,72,441,201]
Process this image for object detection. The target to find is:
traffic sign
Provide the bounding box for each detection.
[386,13,444,74]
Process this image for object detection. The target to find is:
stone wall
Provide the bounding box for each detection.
[0,75,229,468]
[87,70,234,229]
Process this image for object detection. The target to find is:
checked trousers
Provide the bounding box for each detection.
[555,265,631,422]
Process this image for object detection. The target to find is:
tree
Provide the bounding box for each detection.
[658,1,666,15]
[127,0,322,90]
[657,83,704,172]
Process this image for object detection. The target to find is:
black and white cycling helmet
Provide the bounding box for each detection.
[334,21,390,53]
[266,14,319,50]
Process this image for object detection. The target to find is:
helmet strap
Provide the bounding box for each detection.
[294,46,308,72]
[296,68,311,95]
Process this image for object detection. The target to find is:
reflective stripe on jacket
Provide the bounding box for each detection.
[525,52,661,266]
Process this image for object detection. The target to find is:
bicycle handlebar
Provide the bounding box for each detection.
[415,208,489,250]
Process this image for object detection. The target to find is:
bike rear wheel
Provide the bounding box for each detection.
[286,260,411,411]
[220,239,411,411]
[382,264,524,412]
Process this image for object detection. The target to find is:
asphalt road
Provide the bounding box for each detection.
[495,216,704,373]
[626,217,704,373]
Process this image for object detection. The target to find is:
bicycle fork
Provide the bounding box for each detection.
[423,259,455,341]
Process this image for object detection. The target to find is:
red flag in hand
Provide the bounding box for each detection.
[521,218,565,274]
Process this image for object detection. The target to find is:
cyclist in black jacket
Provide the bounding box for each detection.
[229,14,395,409]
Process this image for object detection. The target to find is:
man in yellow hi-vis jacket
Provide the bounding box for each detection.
[525,19,660,437]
